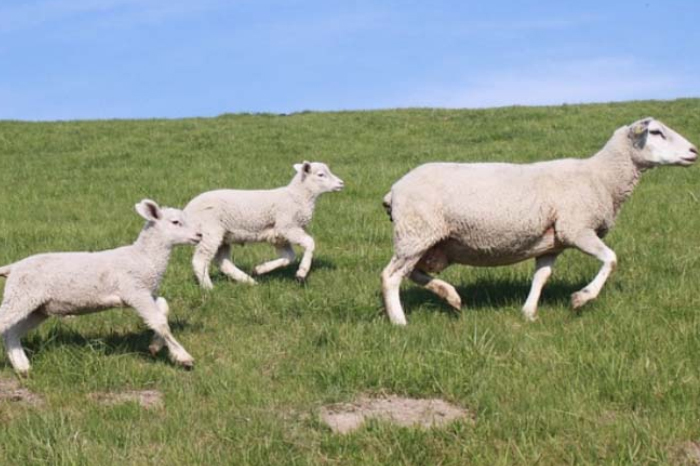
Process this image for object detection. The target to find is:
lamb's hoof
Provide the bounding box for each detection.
[179,360,195,371]
[15,369,30,379]
[295,274,307,284]
[571,290,592,310]
[446,295,462,312]
[522,311,538,322]
[148,344,163,357]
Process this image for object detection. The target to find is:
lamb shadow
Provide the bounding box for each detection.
[401,277,586,317]
[21,318,200,365]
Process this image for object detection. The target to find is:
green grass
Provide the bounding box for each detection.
[0,100,699,465]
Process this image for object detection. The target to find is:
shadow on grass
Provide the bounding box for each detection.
[400,277,587,318]
[20,318,201,366]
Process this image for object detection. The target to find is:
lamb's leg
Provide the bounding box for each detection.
[148,298,168,356]
[409,269,461,311]
[128,295,194,368]
[191,232,223,290]
[569,232,617,309]
[252,243,296,277]
[521,254,557,321]
[286,230,315,282]
[214,244,257,285]
[381,254,421,326]
[0,301,44,376]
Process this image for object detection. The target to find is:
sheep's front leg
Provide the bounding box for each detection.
[128,295,194,368]
[252,243,295,276]
[286,230,315,282]
[521,254,557,321]
[570,231,617,309]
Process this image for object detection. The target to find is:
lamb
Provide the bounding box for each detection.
[0,199,202,375]
[184,161,344,289]
[381,117,698,325]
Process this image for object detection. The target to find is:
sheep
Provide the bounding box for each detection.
[0,199,203,375]
[381,117,698,325]
[184,161,344,289]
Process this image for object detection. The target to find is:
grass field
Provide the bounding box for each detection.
[0,99,699,465]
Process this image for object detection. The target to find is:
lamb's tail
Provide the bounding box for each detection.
[0,264,11,278]
[382,192,393,222]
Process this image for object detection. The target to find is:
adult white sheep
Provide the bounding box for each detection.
[185,161,344,289]
[382,117,697,325]
[0,199,202,375]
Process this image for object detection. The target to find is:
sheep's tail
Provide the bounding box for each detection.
[382,192,393,222]
[0,264,11,278]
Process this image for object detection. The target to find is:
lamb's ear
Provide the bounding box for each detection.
[135,199,162,221]
[294,161,312,179]
[629,118,652,149]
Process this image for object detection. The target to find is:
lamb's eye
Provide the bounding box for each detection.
[171,220,181,226]
[649,129,666,139]
[317,172,326,177]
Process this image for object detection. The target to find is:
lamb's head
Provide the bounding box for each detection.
[135,199,203,246]
[627,117,698,167]
[293,161,345,194]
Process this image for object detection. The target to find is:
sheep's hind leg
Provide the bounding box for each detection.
[0,301,46,376]
[381,254,422,325]
[214,244,257,285]
[252,243,295,276]
[569,231,617,310]
[409,269,461,311]
[521,254,557,321]
[130,295,194,369]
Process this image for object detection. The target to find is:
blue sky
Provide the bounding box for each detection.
[1,0,699,120]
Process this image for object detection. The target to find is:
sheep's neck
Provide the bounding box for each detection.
[592,142,643,215]
[133,223,173,279]
[288,178,320,211]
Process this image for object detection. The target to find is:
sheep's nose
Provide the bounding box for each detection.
[195,232,203,240]
[690,146,698,155]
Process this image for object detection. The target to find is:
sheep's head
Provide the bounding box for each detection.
[628,117,698,167]
[135,199,202,246]
[294,161,345,194]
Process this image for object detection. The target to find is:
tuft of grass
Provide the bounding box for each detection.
[0,99,699,464]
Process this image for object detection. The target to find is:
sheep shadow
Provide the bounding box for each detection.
[400,277,587,318]
[19,317,201,366]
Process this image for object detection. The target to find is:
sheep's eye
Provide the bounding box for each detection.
[649,129,666,139]
[171,220,181,226]
[317,172,326,177]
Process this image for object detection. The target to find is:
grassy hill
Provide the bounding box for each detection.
[0,99,699,464]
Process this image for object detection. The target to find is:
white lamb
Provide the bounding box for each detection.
[0,199,202,375]
[382,117,698,325]
[184,161,344,288]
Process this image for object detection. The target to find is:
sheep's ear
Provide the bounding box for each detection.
[294,161,312,179]
[135,199,162,221]
[629,118,651,149]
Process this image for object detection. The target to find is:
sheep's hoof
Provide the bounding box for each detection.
[295,275,307,284]
[148,343,163,357]
[446,295,462,312]
[15,369,30,379]
[522,311,538,322]
[570,290,592,310]
[179,360,195,371]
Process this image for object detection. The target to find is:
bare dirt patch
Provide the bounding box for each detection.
[672,441,700,466]
[0,377,43,406]
[320,394,473,434]
[89,389,163,410]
